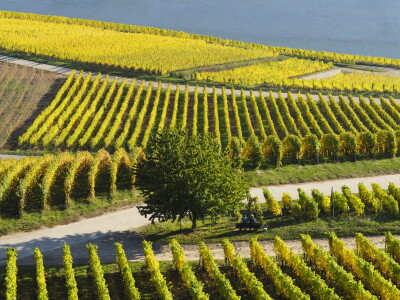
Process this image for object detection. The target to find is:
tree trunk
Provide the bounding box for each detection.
[191,216,197,229]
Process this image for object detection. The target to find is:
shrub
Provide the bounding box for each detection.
[339,132,357,158]
[357,132,376,156]
[243,135,263,169]
[311,189,331,214]
[301,134,320,163]
[320,133,340,159]
[262,135,283,168]
[282,135,301,162]
[281,193,293,213]
[376,130,397,157]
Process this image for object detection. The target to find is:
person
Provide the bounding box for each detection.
[241,215,249,223]
[249,214,257,223]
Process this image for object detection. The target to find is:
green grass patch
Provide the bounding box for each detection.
[0,189,142,237]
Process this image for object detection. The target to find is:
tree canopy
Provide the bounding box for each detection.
[135,130,249,229]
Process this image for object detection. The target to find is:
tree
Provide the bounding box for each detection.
[262,135,283,168]
[339,132,357,161]
[135,130,249,229]
[356,132,376,157]
[301,134,320,164]
[226,137,243,168]
[282,135,301,165]
[242,135,263,169]
[320,133,339,161]
[376,130,397,157]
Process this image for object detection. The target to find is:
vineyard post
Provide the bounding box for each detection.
[331,188,334,220]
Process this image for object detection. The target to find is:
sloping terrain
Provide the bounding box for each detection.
[0,62,65,148]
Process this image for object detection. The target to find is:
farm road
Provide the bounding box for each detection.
[0,54,398,103]
[0,172,399,265]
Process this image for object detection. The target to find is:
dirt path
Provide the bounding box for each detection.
[1,55,398,103]
[0,154,26,160]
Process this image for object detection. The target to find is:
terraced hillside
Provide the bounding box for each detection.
[18,72,400,155]
[3,233,400,299]
[0,62,64,148]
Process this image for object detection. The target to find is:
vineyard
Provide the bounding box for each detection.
[2,11,400,96]
[2,233,400,299]
[2,10,400,72]
[0,16,276,75]
[194,58,333,86]
[3,8,400,300]
[0,61,64,148]
[276,71,400,93]
[18,72,400,165]
[0,148,141,218]
[195,61,400,93]
[262,180,400,219]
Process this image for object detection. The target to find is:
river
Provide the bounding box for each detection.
[1,0,399,58]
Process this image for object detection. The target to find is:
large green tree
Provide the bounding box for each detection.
[136,130,248,229]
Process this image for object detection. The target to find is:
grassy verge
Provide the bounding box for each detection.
[0,190,142,237]
[246,157,400,186]
[136,214,400,245]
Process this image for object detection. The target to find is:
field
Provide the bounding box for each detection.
[2,233,400,299]
[0,16,275,75]
[2,11,400,96]
[195,60,400,93]
[281,71,400,93]
[0,148,140,218]
[194,58,333,85]
[0,62,64,148]
[17,72,400,163]
[2,11,400,300]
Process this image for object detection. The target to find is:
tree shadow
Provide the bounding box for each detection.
[0,230,148,266]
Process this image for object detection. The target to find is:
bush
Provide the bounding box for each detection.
[262,135,283,168]
[357,132,376,156]
[243,135,263,169]
[282,135,301,162]
[339,132,356,158]
[298,188,319,219]
[281,193,293,213]
[301,134,320,163]
[376,130,397,157]
[342,185,364,216]
[358,183,380,214]
[332,191,348,215]
[320,133,339,159]
[226,137,243,168]
[311,189,331,214]
[263,188,282,217]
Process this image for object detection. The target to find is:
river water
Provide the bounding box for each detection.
[1,0,400,59]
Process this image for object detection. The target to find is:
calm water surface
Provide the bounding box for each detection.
[2,0,400,58]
